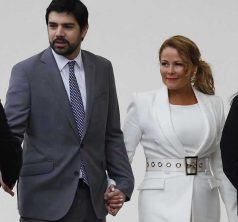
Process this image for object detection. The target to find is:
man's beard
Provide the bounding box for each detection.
[50,37,80,57]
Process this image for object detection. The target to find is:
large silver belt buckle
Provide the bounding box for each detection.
[185,156,198,175]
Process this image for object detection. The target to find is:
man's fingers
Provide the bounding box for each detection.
[104,185,117,200]
[106,189,121,198]
[109,208,120,216]
[2,184,14,196]
[2,186,14,196]
[106,205,120,216]
[104,186,111,201]
[108,203,123,208]
[109,185,115,192]
[0,176,14,196]
[107,197,124,204]
[104,187,126,216]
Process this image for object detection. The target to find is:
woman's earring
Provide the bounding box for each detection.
[191,74,196,82]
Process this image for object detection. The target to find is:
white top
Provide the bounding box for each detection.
[170,103,205,155]
[51,49,87,110]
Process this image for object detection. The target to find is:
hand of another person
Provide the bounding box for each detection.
[0,173,14,196]
[104,185,126,216]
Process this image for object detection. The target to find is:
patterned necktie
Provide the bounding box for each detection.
[68,61,88,184]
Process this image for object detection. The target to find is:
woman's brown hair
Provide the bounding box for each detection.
[159,35,215,95]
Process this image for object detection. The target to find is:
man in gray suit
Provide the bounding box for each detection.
[2,0,134,221]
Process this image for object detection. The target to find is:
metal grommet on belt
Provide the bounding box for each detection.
[166,162,171,167]
[158,162,163,167]
[151,162,155,167]
[176,163,181,168]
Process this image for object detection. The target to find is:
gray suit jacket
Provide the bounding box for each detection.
[5,48,134,220]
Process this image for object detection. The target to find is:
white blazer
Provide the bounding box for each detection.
[123,86,237,222]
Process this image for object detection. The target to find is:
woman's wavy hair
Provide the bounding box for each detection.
[159,35,215,95]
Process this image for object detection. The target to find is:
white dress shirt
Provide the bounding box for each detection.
[51,49,87,110]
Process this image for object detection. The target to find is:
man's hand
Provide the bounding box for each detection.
[0,173,14,196]
[104,185,126,216]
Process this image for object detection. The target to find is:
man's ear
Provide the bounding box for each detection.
[81,25,89,41]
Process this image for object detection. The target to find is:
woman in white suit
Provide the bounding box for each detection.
[123,35,237,222]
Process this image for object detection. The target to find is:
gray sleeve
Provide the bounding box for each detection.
[104,62,134,201]
[5,64,31,143]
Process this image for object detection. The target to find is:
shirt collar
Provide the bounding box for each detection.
[51,49,83,71]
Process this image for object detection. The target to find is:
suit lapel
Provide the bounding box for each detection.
[81,51,96,138]
[40,48,80,141]
[154,86,217,157]
[193,89,216,156]
[154,86,186,156]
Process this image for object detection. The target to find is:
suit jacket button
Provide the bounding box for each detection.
[74,171,79,176]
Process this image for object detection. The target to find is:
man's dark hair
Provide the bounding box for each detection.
[46,0,88,30]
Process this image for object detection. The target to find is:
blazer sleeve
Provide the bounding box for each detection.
[0,101,22,187]
[221,95,238,189]
[104,62,134,200]
[5,63,31,143]
[210,97,237,221]
[123,94,142,163]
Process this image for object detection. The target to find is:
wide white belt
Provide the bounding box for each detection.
[146,157,209,175]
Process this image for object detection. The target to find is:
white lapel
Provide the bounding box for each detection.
[153,86,186,157]
[193,88,217,156]
[153,86,217,157]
